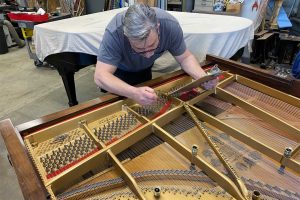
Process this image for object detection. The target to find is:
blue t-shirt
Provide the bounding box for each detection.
[97,8,186,72]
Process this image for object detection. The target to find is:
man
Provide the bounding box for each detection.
[94,3,217,105]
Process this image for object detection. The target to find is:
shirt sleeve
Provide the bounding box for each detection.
[168,22,186,56]
[97,30,122,67]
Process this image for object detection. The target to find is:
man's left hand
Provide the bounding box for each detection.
[201,77,218,90]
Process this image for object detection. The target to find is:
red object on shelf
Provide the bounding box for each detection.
[7,12,49,22]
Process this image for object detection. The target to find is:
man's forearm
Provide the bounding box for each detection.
[95,71,158,105]
[95,72,137,99]
[181,54,206,79]
[176,50,207,80]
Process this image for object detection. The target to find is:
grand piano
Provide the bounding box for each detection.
[34,8,254,106]
[1,65,299,199]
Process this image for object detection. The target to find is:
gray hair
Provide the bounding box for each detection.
[123,3,158,41]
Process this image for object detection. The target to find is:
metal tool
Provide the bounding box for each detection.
[170,65,222,94]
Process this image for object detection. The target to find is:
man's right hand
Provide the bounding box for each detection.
[132,86,158,105]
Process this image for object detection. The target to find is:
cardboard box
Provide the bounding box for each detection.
[226,3,242,13]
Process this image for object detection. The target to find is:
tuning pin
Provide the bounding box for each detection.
[154,186,161,197]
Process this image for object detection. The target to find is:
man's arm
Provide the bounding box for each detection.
[94,61,157,105]
[174,49,206,79]
[175,49,218,89]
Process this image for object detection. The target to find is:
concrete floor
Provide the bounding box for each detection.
[0,47,101,199]
[0,46,166,199]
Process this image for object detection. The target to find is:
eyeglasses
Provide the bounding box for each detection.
[130,28,160,56]
[132,44,160,55]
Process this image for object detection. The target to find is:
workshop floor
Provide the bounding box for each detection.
[0,47,164,199]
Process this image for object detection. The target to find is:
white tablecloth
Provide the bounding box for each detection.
[34,8,253,70]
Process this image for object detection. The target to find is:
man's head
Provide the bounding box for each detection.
[123,3,160,58]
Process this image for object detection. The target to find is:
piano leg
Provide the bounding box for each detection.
[59,71,78,107]
[45,53,96,106]
[53,61,80,106]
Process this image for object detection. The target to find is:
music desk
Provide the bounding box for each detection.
[34,8,253,106]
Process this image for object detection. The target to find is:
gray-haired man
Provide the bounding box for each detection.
[94,3,217,105]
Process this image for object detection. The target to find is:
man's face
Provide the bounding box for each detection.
[129,28,159,58]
